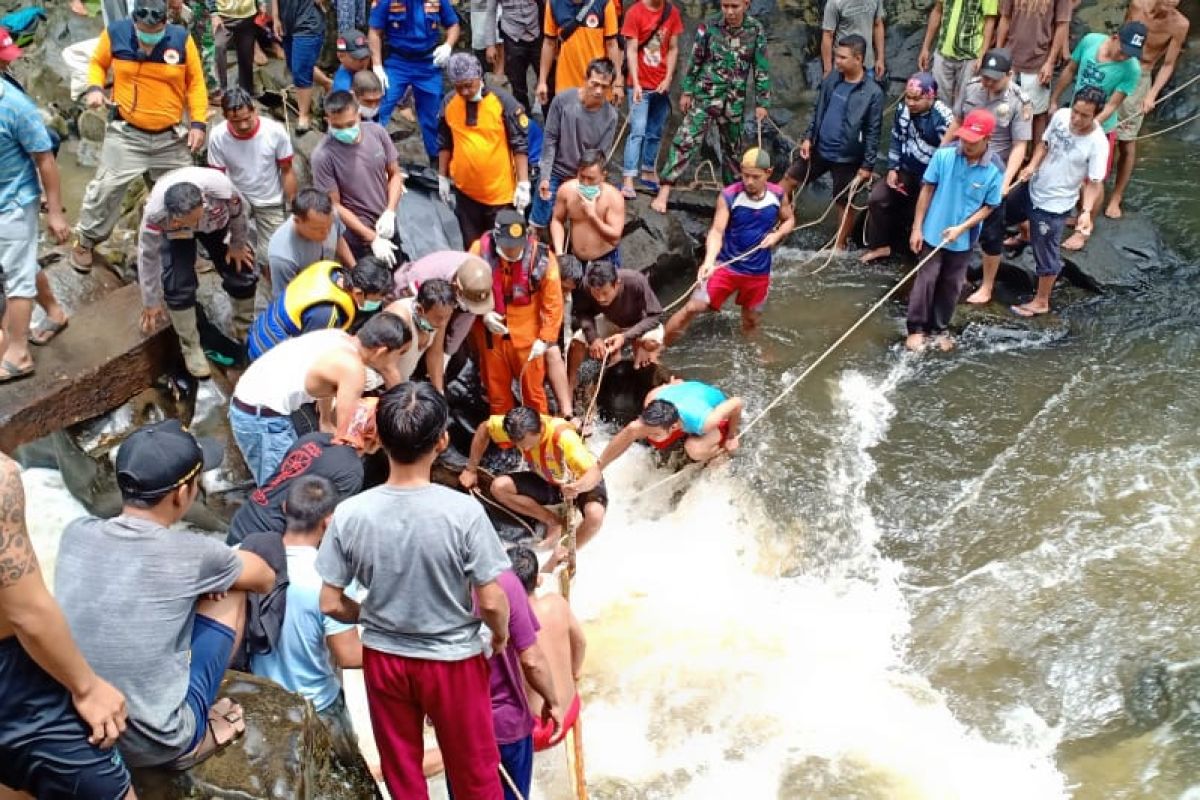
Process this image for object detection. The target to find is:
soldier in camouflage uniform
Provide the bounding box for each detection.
[188,0,221,98]
[650,0,770,213]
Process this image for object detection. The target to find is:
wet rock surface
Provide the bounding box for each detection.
[131,672,381,800]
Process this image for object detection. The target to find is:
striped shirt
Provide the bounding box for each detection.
[888,100,955,175]
[0,84,51,212]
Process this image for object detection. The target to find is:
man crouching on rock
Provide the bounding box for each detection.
[54,421,276,772]
[598,378,744,467]
[462,406,607,554]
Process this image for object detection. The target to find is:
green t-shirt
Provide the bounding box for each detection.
[1071,32,1142,132]
[937,0,999,61]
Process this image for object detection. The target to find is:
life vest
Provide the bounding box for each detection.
[526,416,575,485]
[479,232,551,314]
[247,261,357,360]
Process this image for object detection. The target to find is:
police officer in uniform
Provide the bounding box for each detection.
[246,258,395,360]
[368,0,461,162]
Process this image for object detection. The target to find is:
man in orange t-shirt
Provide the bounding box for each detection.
[536,0,623,107]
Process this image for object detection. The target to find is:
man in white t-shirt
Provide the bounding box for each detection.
[208,88,298,289]
[1009,86,1109,318]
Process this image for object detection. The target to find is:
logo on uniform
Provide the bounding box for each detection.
[585,12,599,26]
[163,48,180,65]
[509,223,523,237]
[517,112,529,129]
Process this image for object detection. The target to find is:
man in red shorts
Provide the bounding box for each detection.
[663,148,795,346]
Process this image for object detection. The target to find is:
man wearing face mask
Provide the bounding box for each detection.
[208,88,298,294]
[136,167,255,378]
[351,69,385,122]
[550,148,625,269]
[469,210,563,415]
[246,257,395,360]
[392,250,497,358]
[71,0,208,274]
[437,53,531,249]
[380,278,458,390]
[311,91,407,266]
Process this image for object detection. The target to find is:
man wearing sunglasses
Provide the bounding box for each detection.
[71,0,208,274]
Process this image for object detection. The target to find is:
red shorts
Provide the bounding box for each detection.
[532,693,581,751]
[1104,130,1117,179]
[703,267,770,312]
[646,419,730,452]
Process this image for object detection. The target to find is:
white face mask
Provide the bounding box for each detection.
[360,106,379,120]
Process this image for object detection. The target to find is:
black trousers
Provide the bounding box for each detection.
[163,228,258,311]
[216,15,259,96]
[863,170,923,251]
[454,190,508,250]
[500,32,546,115]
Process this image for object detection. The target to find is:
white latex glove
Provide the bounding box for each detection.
[513,181,531,213]
[373,65,390,92]
[375,209,397,240]
[438,175,453,204]
[482,311,509,336]
[433,43,453,67]
[370,235,398,266]
[528,339,548,361]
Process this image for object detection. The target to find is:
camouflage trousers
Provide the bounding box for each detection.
[660,104,745,187]
[189,1,220,95]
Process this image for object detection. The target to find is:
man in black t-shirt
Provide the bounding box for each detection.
[227,431,368,545]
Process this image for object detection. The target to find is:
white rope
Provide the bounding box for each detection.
[1132,108,1200,141]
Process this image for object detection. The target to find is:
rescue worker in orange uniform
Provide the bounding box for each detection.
[437,52,532,248]
[470,209,563,415]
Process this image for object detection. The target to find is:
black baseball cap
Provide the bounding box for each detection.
[979,48,1012,80]
[1119,21,1147,59]
[494,209,528,249]
[336,29,371,59]
[116,419,224,500]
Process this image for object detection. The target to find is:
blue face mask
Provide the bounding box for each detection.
[331,125,360,145]
[470,87,484,102]
[359,299,382,313]
[577,183,601,202]
[136,28,166,46]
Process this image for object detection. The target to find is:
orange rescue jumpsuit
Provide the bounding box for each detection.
[469,234,563,415]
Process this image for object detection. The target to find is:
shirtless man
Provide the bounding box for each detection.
[508,546,587,753]
[379,279,457,391]
[550,149,626,271]
[1107,0,1189,219]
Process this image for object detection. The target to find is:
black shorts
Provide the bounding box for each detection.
[0,637,132,800]
[509,472,609,510]
[978,194,1008,256]
[785,152,859,201]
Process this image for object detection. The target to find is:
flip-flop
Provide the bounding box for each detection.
[29,318,68,346]
[1010,304,1049,318]
[0,360,34,383]
[620,186,637,200]
[170,697,246,770]
[638,178,660,192]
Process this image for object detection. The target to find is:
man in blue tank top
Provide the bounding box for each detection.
[663,148,795,347]
[597,378,744,466]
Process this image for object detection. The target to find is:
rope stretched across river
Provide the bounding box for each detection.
[628,238,952,499]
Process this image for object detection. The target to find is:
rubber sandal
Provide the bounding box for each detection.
[0,360,34,383]
[170,698,246,770]
[620,186,637,200]
[638,177,660,192]
[29,318,68,346]
[69,245,93,274]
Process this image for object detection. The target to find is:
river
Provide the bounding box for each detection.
[23,109,1200,798]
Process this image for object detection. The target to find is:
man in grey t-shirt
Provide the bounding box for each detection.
[317,381,511,798]
[947,48,1032,306]
[822,0,886,78]
[56,421,276,769]
[268,188,356,294]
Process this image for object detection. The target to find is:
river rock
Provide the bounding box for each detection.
[620,194,698,277]
[131,672,381,800]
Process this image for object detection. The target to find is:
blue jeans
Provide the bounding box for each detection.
[282,34,324,88]
[530,174,564,227]
[228,404,298,486]
[380,53,443,159]
[623,90,671,177]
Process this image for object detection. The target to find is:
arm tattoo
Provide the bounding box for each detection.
[0,457,36,588]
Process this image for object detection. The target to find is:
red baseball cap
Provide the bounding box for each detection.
[0,28,22,62]
[955,109,995,143]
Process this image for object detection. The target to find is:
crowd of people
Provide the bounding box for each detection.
[0,0,1192,796]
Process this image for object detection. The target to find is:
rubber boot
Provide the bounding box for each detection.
[230,296,256,343]
[167,307,212,378]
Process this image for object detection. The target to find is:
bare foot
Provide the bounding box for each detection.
[650,188,670,213]
[905,333,927,351]
[964,286,993,305]
[542,519,564,544]
[70,0,88,14]
[1062,231,1088,251]
[1104,200,1123,219]
[934,333,955,352]
[1011,301,1050,317]
[859,246,891,264]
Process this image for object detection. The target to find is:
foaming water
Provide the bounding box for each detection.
[559,358,1069,799]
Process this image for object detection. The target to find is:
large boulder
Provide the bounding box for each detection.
[132,672,381,800]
